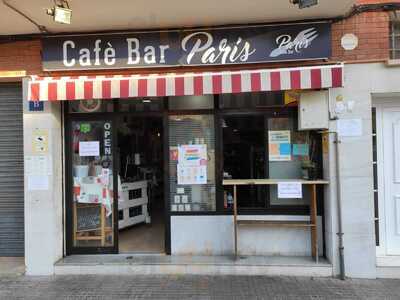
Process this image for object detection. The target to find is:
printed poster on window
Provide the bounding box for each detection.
[178,144,207,166]
[177,144,207,185]
[177,164,207,185]
[268,130,291,161]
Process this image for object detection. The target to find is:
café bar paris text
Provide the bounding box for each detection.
[42,22,331,70]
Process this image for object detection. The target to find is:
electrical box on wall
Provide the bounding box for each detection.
[298,90,329,130]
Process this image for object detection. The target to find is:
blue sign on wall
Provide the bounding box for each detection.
[29,101,44,112]
[42,22,331,71]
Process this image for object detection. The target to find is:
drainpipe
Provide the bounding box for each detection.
[321,130,345,280]
[326,91,345,279]
[333,131,346,280]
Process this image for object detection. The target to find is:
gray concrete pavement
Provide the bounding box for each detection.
[0,275,399,299]
[0,258,24,277]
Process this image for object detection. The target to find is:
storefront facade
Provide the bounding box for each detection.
[22,21,346,274]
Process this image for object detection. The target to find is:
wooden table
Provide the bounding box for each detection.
[223,179,329,262]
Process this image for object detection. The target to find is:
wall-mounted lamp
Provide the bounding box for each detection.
[46,0,72,24]
[290,0,318,9]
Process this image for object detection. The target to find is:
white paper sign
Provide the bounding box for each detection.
[177,164,207,185]
[27,175,49,191]
[337,119,362,137]
[278,182,302,199]
[181,195,189,204]
[25,155,52,176]
[79,141,100,157]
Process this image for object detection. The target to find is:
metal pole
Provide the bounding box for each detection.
[333,132,346,280]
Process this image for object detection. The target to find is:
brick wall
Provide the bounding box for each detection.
[331,11,390,62]
[0,40,42,76]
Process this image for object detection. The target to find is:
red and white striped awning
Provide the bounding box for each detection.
[28,64,343,101]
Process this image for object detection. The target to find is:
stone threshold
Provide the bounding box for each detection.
[55,254,333,277]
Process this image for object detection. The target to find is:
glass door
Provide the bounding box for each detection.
[67,119,117,254]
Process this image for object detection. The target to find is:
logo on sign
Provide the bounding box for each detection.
[269,28,319,58]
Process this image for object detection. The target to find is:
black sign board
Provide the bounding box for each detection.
[42,22,331,71]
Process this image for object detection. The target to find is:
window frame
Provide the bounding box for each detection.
[219,105,318,215]
[390,18,400,59]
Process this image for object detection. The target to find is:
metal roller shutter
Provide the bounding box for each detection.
[0,83,24,256]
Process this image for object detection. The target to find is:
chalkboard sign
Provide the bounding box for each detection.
[77,206,101,232]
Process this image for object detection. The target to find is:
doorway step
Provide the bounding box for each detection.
[377,256,400,278]
[55,254,332,277]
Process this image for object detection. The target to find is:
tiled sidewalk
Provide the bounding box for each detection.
[0,275,399,299]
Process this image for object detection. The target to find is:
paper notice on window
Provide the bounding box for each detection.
[177,164,207,185]
[278,182,302,199]
[27,175,49,191]
[178,144,207,166]
[79,141,100,157]
[293,144,309,156]
[268,130,291,161]
[337,119,363,137]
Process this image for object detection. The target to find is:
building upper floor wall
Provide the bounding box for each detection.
[0,2,397,78]
[0,0,356,36]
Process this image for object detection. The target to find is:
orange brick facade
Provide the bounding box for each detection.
[0,5,395,78]
[331,11,390,62]
[0,40,42,76]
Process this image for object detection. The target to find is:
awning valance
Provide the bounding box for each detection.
[28,64,343,101]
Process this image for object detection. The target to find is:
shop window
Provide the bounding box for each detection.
[223,115,267,208]
[169,114,216,212]
[268,117,315,206]
[222,110,321,211]
[70,120,114,248]
[219,92,284,109]
[390,18,400,59]
[169,95,214,110]
[68,99,114,113]
[118,98,164,112]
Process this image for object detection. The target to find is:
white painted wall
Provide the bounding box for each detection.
[171,215,323,256]
[322,131,340,276]
[328,63,400,278]
[23,81,63,275]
